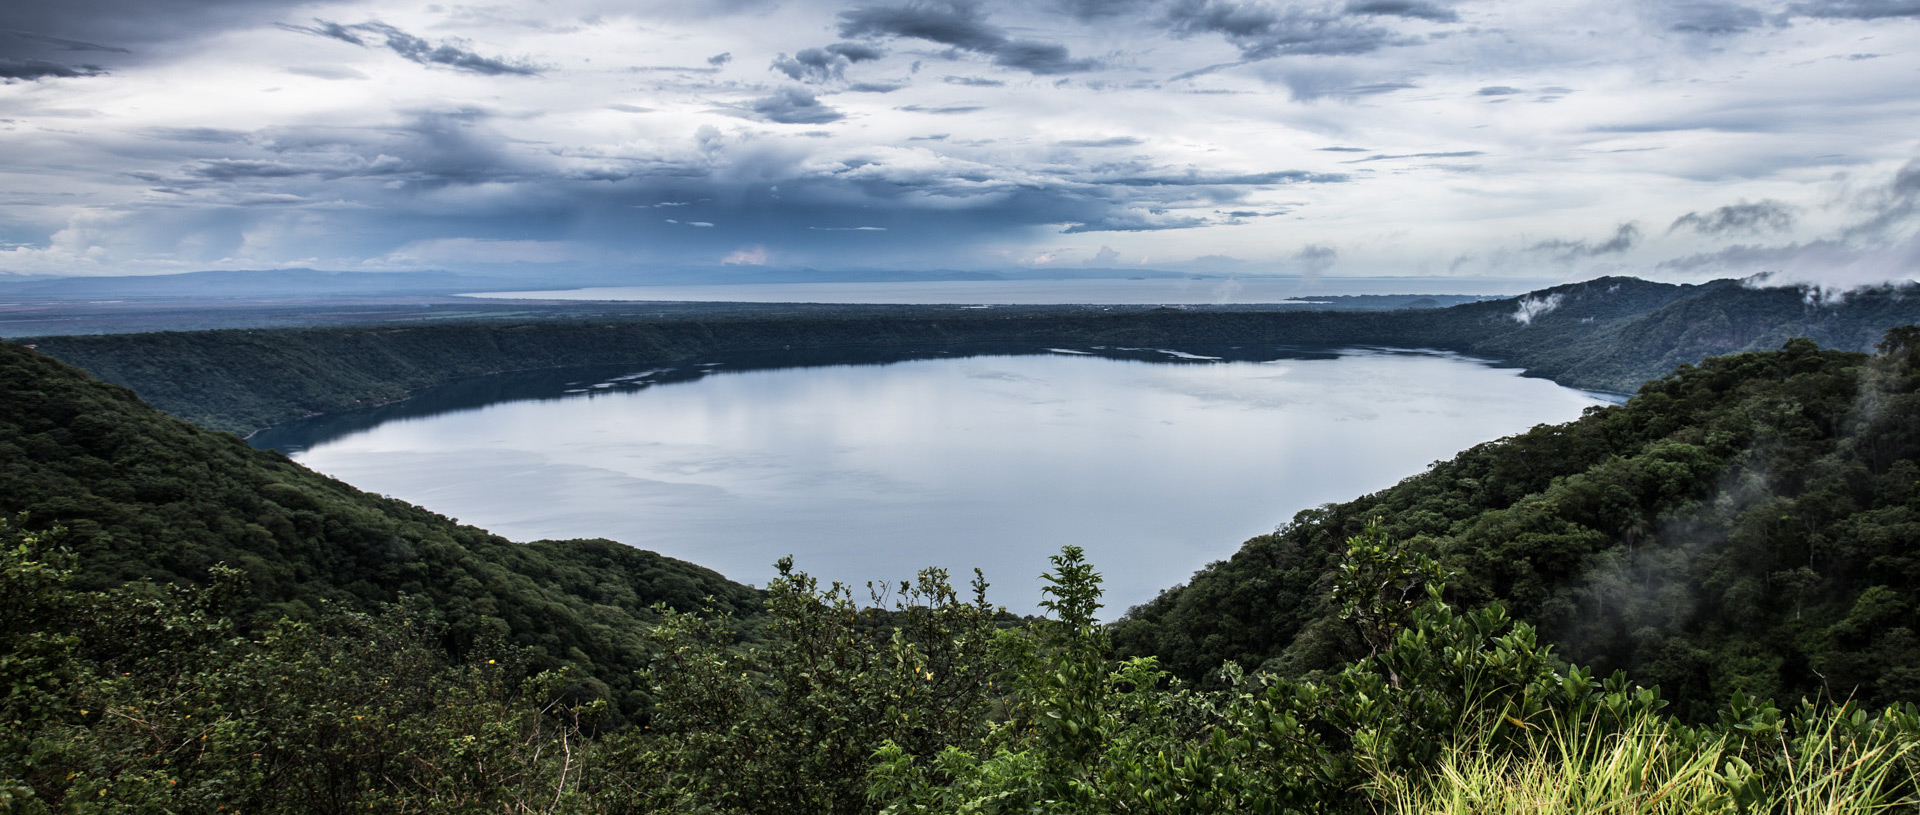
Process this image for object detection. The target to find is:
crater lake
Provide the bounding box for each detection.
[253,346,1616,614]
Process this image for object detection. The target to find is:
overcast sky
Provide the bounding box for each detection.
[2,0,1917,285]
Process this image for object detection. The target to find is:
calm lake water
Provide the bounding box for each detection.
[260,348,1613,615]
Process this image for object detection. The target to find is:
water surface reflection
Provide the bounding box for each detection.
[262,347,1611,614]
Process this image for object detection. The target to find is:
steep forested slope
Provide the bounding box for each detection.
[1115,328,1920,719]
[23,276,1920,436]
[0,341,759,717]
[1455,277,1920,391]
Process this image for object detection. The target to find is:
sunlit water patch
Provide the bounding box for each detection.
[267,349,1612,614]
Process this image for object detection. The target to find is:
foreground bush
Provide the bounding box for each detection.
[5,519,1918,813]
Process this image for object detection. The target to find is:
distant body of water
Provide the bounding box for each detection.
[261,347,1611,614]
[462,276,1556,306]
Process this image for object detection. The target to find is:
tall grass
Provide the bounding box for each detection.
[1373,707,1920,815]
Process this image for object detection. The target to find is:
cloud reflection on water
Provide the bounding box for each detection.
[292,351,1606,614]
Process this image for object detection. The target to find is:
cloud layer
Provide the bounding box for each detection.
[0,0,1916,284]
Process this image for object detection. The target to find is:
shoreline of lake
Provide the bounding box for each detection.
[268,345,1611,614]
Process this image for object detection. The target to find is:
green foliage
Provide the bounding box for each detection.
[637,558,1009,815]
[1117,330,1920,718]
[1334,518,1446,661]
[7,513,1920,813]
[0,522,616,813]
[868,532,1920,814]
[0,341,760,726]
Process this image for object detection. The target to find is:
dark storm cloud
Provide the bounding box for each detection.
[505,178,1162,261]
[1342,0,1459,22]
[1787,0,1920,18]
[1052,0,1155,20]
[1664,1,1767,33]
[839,3,1002,51]
[1340,81,1415,95]
[744,88,847,123]
[1163,0,1408,60]
[848,81,907,92]
[993,40,1096,74]
[283,20,368,46]
[1892,160,1920,196]
[142,127,250,143]
[187,159,314,180]
[162,109,532,192]
[1530,223,1641,257]
[1654,240,1849,273]
[1669,199,1796,235]
[6,30,130,54]
[1058,136,1144,147]
[127,148,426,193]
[379,109,531,186]
[281,20,542,76]
[837,1,1098,74]
[827,42,887,62]
[1844,159,1920,237]
[772,42,888,83]
[773,49,848,82]
[1,0,313,64]
[0,58,108,81]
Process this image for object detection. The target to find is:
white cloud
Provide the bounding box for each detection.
[0,213,117,275]
[378,238,587,266]
[722,245,769,265]
[1511,292,1564,325]
[0,0,1917,284]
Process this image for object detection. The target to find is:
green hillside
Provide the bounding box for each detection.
[1454,277,1920,392]
[1115,328,1920,720]
[22,276,1920,437]
[0,341,759,720]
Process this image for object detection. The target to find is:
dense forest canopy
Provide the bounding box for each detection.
[1116,328,1920,720]
[0,341,759,723]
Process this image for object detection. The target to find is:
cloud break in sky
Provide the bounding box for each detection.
[1,0,1918,287]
